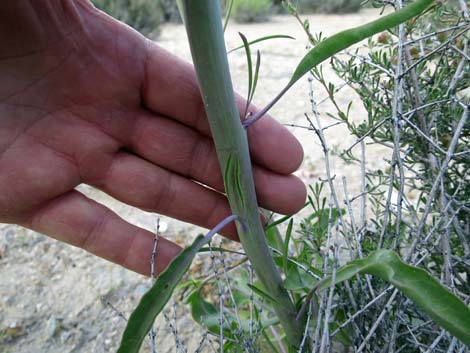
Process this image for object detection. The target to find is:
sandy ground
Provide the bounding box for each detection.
[0,9,390,353]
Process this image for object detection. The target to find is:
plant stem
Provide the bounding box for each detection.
[178,0,305,349]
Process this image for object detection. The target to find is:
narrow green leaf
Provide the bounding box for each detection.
[261,330,282,353]
[198,246,245,256]
[239,32,253,116]
[187,289,233,337]
[319,250,470,345]
[244,0,436,126]
[224,153,246,209]
[265,223,284,252]
[233,157,245,208]
[227,34,296,54]
[264,202,309,232]
[265,214,294,232]
[117,215,239,353]
[249,50,261,106]
[247,283,281,305]
[288,0,435,86]
[175,0,185,23]
[224,153,233,188]
[117,234,206,353]
[283,219,293,273]
[223,0,234,32]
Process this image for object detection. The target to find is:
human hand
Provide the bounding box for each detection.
[0,0,306,275]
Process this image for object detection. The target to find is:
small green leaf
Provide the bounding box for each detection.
[188,286,280,337]
[117,215,239,353]
[265,223,284,252]
[288,0,434,87]
[319,250,470,345]
[187,289,234,337]
[330,320,352,347]
[239,32,253,116]
[264,202,309,232]
[283,264,317,291]
[283,219,293,273]
[227,34,295,54]
[224,153,233,189]
[223,0,234,32]
[117,234,206,353]
[249,50,261,106]
[244,0,436,126]
[247,284,281,305]
[198,246,245,256]
[224,153,246,209]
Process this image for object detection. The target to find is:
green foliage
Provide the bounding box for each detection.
[308,1,470,349]
[117,214,239,353]
[332,2,469,258]
[227,34,296,53]
[291,0,435,85]
[246,0,435,125]
[187,272,281,349]
[296,0,363,13]
[159,0,182,22]
[91,0,182,35]
[117,234,209,353]
[91,0,164,35]
[229,0,273,23]
[320,250,470,345]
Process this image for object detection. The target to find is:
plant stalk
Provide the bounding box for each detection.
[178,0,305,349]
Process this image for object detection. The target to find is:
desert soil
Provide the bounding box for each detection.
[0,9,390,353]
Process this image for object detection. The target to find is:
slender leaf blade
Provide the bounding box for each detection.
[223,0,234,32]
[245,0,436,127]
[283,218,293,273]
[249,50,261,105]
[288,0,435,86]
[227,34,296,54]
[247,283,281,305]
[117,235,208,353]
[239,32,253,115]
[319,250,470,345]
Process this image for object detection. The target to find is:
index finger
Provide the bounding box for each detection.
[142,43,304,175]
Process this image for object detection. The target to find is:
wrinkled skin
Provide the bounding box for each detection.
[0,0,306,275]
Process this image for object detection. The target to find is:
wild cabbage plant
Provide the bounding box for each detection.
[116,1,470,352]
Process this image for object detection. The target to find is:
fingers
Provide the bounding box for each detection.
[130,111,306,215]
[92,151,240,239]
[22,190,182,276]
[142,44,304,175]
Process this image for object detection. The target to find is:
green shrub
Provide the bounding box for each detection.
[159,0,182,22]
[296,0,362,13]
[91,0,164,35]
[229,0,273,23]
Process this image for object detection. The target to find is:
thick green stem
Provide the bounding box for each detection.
[179,0,305,349]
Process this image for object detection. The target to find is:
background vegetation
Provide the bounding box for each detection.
[91,0,366,31]
[91,0,181,35]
